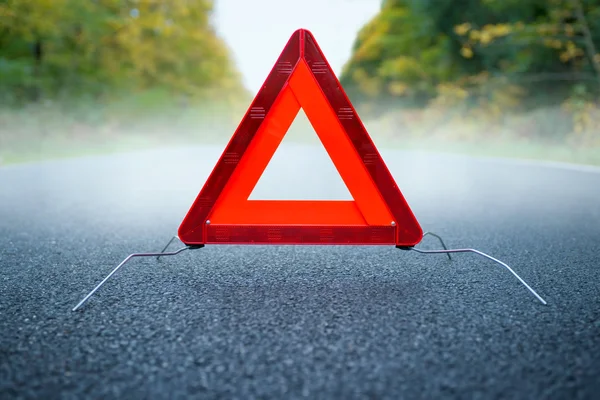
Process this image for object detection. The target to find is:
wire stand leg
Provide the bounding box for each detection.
[408,247,547,305]
[422,232,452,260]
[72,246,191,312]
[156,235,181,260]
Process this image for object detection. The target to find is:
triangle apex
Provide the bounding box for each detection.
[292,28,314,37]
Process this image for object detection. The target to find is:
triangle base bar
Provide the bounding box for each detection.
[199,224,397,245]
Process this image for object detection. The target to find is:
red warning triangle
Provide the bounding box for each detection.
[178,29,422,246]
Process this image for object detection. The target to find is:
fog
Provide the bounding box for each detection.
[2,0,597,169]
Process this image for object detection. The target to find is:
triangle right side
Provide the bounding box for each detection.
[301,30,423,246]
[288,60,394,226]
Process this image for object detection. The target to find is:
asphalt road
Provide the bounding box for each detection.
[1,144,599,399]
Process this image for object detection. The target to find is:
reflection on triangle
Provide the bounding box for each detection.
[249,108,353,200]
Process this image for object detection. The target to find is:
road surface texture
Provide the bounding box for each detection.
[1,144,599,399]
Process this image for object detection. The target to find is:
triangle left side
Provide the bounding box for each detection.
[178,31,302,246]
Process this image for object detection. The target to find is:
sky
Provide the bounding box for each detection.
[213,0,381,94]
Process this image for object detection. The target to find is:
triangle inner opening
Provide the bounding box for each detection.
[248,108,353,200]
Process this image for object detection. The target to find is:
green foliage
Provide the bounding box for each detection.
[340,1,458,106]
[342,0,600,146]
[0,0,245,105]
[342,0,600,107]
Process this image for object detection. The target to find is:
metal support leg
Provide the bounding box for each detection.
[409,247,547,305]
[72,246,192,312]
[422,231,452,260]
[156,235,182,260]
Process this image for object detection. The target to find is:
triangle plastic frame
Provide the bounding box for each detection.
[178,29,423,246]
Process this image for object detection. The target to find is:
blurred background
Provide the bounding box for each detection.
[1,0,599,166]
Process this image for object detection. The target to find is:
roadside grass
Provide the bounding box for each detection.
[375,136,600,167]
[0,92,243,165]
[362,107,600,167]
[1,98,599,168]
[0,115,234,165]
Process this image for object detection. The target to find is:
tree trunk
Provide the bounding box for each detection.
[31,39,43,101]
[572,0,600,95]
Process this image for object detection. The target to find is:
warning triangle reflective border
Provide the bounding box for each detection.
[178,29,422,246]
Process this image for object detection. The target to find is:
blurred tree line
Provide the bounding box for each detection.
[341,0,600,144]
[0,0,245,106]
